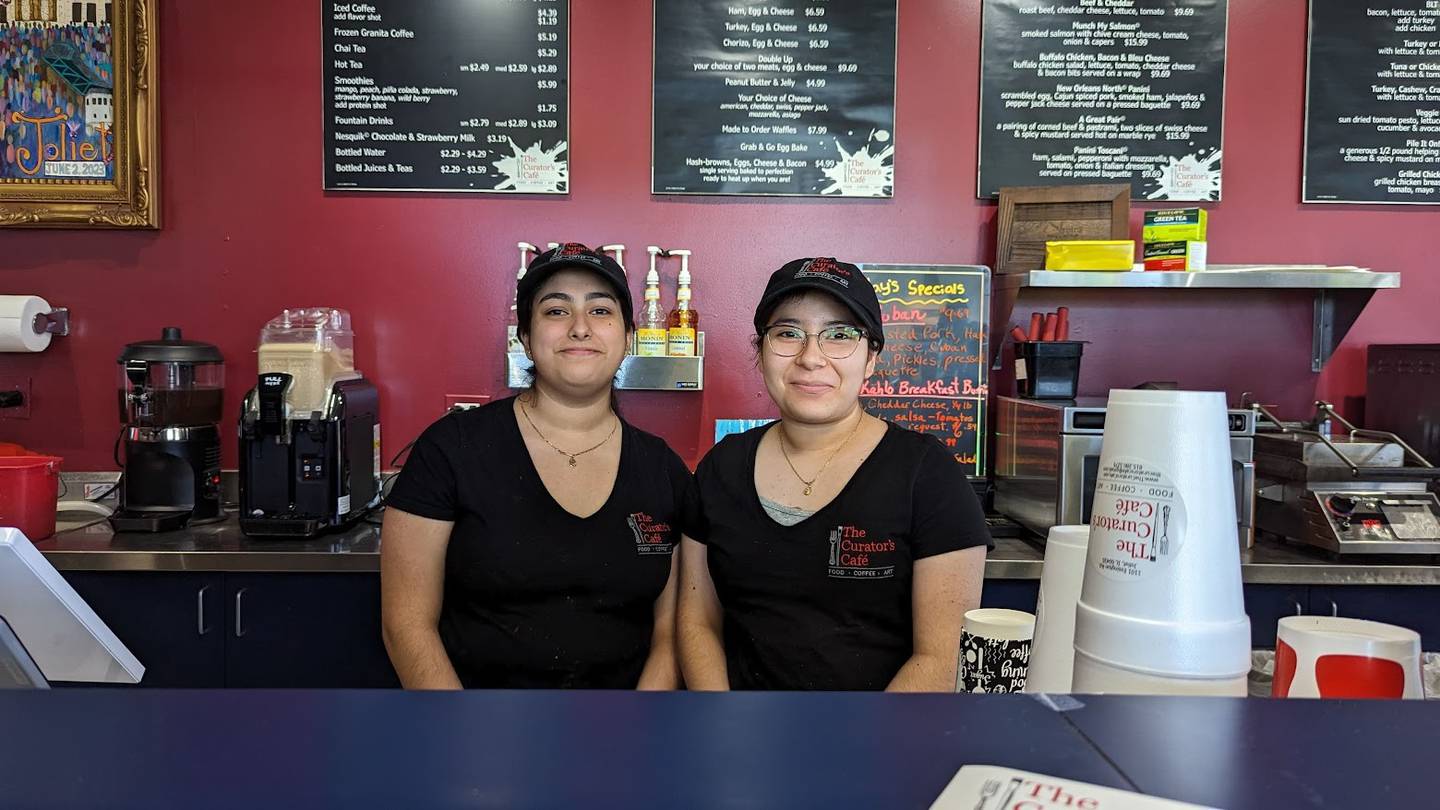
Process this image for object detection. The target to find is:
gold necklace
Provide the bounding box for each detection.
[777,414,865,496]
[519,399,618,468]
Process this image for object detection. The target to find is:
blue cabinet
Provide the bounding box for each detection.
[59,570,1438,688]
[225,573,398,688]
[1310,586,1440,650]
[1239,585,1309,648]
[62,572,226,687]
[59,571,397,688]
[980,580,1041,612]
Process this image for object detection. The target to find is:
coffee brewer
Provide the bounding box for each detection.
[110,328,225,532]
[239,308,380,538]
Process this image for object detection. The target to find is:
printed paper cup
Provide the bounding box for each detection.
[959,609,1035,694]
[1273,616,1422,700]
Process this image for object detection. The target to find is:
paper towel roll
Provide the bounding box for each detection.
[0,295,53,353]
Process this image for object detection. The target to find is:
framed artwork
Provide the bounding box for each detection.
[0,0,158,228]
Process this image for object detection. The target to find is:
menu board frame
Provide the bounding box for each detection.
[977,0,1230,202]
[1302,0,1440,205]
[650,0,900,198]
[321,0,572,195]
[858,264,992,479]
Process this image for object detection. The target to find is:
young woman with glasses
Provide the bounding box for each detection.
[676,258,990,691]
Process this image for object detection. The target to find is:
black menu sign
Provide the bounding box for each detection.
[652,0,897,197]
[979,0,1228,201]
[1304,0,1440,204]
[859,266,991,478]
[323,0,569,193]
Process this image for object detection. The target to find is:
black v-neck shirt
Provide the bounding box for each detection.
[386,397,697,688]
[691,422,990,691]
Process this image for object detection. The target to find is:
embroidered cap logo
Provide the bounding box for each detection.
[795,257,852,287]
[555,242,603,266]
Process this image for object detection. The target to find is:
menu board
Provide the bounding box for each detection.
[978,0,1228,201]
[652,0,897,197]
[323,0,569,193]
[1304,0,1440,204]
[859,266,991,478]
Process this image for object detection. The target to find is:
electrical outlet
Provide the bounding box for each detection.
[0,376,32,419]
[61,472,121,499]
[83,483,117,500]
[445,394,490,412]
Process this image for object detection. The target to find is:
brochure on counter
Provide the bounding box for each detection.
[931,765,1218,810]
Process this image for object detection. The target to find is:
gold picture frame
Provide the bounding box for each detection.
[0,0,158,228]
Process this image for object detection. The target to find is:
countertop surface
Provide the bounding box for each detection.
[38,511,384,572]
[1,690,1435,810]
[1063,694,1436,810]
[33,511,1440,583]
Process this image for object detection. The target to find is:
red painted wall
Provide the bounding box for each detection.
[1,0,1436,470]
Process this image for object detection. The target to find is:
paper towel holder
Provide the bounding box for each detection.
[31,308,69,338]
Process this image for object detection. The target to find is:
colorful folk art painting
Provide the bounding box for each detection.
[1,2,116,183]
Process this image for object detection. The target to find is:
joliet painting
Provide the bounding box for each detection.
[0,0,158,228]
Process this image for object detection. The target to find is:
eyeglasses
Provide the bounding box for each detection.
[763,324,868,359]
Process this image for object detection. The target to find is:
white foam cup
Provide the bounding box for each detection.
[1025,525,1090,694]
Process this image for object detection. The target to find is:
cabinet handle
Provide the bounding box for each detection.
[1293,600,1304,616]
[1329,599,1339,617]
[234,587,247,638]
[197,585,211,636]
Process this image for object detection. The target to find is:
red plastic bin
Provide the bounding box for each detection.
[0,454,62,541]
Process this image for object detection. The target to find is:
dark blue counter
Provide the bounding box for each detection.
[1065,695,1438,810]
[1,690,1433,809]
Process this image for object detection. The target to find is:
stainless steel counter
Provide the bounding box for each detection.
[35,515,381,573]
[32,514,1440,584]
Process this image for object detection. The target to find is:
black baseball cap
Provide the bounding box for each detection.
[753,257,884,349]
[517,243,634,329]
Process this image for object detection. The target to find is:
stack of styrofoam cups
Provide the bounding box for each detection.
[1025,525,1091,693]
[1072,389,1251,696]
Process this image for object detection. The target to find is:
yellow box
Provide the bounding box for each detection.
[1044,240,1136,271]
[1143,208,1208,243]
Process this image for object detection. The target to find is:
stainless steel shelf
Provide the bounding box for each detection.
[506,351,704,391]
[995,267,1401,291]
[991,266,1401,372]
